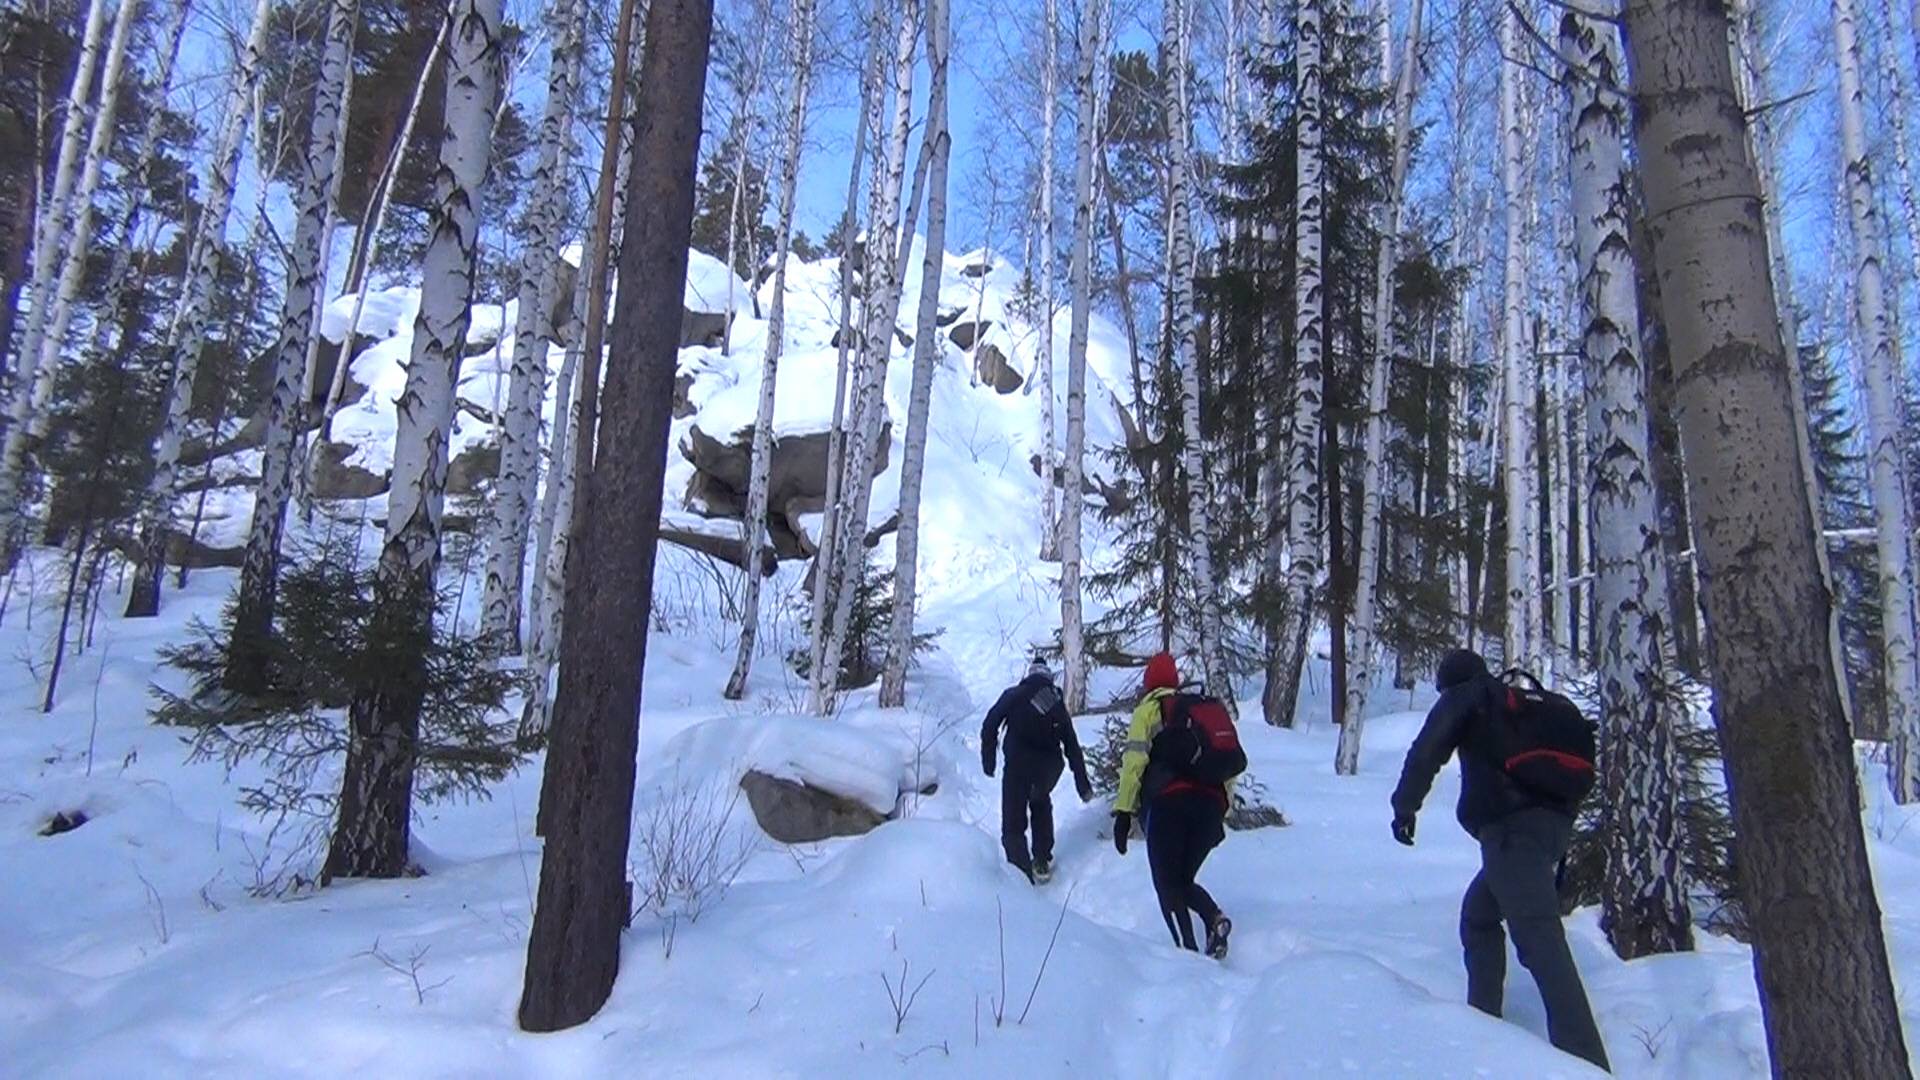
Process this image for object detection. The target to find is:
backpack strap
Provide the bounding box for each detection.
[1500,668,1546,691]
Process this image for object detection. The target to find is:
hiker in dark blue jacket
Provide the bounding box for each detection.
[1391,648,1610,1072]
[983,659,1092,883]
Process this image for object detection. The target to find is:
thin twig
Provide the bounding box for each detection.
[1018,884,1074,1024]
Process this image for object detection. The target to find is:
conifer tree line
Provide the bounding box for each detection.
[0,0,1917,1061]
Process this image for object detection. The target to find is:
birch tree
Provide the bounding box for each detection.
[1622,0,1908,1066]
[1563,0,1691,958]
[877,0,949,708]
[1498,1,1540,673]
[1036,0,1060,563]
[225,0,359,696]
[0,0,115,561]
[478,0,585,656]
[127,0,275,619]
[1264,0,1323,728]
[1166,0,1230,708]
[519,0,716,1032]
[725,0,819,702]
[1835,0,1920,800]
[811,0,917,716]
[1336,0,1423,776]
[323,0,502,882]
[1055,0,1105,714]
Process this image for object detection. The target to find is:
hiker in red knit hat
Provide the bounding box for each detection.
[1111,651,1242,959]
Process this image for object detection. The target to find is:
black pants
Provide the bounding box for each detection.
[1000,754,1064,875]
[1462,808,1610,1071]
[1145,790,1225,950]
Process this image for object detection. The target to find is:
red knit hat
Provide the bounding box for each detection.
[1145,651,1179,692]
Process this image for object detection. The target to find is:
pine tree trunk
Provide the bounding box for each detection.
[0,0,118,562]
[1036,0,1060,563]
[224,0,359,696]
[812,0,917,716]
[1264,0,1322,728]
[1165,0,1230,710]
[726,0,818,702]
[323,0,502,882]
[1336,0,1423,776]
[877,0,948,709]
[1729,0,1851,727]
[1562,2,1692,959]
[1498,3,1539,673]
[518,0,714,1032]
[1834,0,1920,800]
[479,0,585,657]
[1055,0,1105,716]
[1621,0,1910,1070]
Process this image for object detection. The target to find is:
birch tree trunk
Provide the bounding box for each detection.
[1726,0,1851,727]
[1037,0,1060,563]
[725,0,818,702]
[0,0,104,394]
[804,15,877,695]
[1336,0,1422,776]
[1053,0,1105,715]
[0,0,116,561]
[479,0,585,657]
[811,0,917,716]
[1264,0,1322,728]
[130,0,270,618]
[1166,0,1230,710]
[876,0,949,709]
[224,0,359,696]
[1563,1,1692,959]
[323,0,502,882]
[518,0,715,1031]
[1623,0,1909,1067]
[1835,0,1920,800]
[1498,3,1539,673]
[1878,0,1920,296]
[527,0,644,762]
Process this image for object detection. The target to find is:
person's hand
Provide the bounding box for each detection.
[1113,811,1132,855]
[1076,776,1094,803]
[1391,814,1416,847]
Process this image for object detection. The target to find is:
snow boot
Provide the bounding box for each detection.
[1205,915,1232,960]
[1033,858,1053,884]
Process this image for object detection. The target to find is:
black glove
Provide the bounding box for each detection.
[1076,776,1094,803]
[982,752,995,778]
[1391,814,1416,847]
[1113,812,1132,855]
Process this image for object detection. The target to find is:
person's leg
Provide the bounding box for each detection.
[1460,861,1507,1017]
[1145,804,1199,949]
[1000,764,1032,877]
[1483,811,1609,1072]
[1030,758,1063,866]
[1180,797,1225,927]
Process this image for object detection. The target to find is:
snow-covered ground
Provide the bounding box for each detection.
[6,245,1920,1076]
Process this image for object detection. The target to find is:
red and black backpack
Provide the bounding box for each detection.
[1151,691,1248,789]
[1490,670,1597,806]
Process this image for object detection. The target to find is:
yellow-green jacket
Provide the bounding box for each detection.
[1114,688,1236,815]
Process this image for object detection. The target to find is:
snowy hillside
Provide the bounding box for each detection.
[4,244,1920,1078]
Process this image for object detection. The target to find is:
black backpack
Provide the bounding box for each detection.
[1489,670,1597,806]
[1012,679,1065,750]
[1151,691,1248,787]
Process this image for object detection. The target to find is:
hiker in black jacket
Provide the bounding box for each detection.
[983,660,1093,882]
[1390,648,1611,1073]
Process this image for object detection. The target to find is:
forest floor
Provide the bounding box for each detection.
[5,550,1920,1078]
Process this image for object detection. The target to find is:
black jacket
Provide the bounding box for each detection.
[983,675,1090,784]
[1390,673,1548,838]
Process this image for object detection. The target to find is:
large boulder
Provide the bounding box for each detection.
[309,440,388,500]
[164,528,244,570]
[681,423,891,561]
[975,343,1023,394]
[447,441,500,497]
[739,770,888,844]
[948,319,990,351]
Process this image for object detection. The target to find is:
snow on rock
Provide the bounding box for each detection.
[738,715,921,817]
[319,286,418,345]
[684,248,753,315]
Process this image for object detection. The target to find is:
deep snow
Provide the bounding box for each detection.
[5,245,1920,1077]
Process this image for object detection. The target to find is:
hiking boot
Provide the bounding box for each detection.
[1033,858,1053,884]
[1205,915,1232,960]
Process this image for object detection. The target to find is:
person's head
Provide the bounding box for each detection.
[1145,651,1180,692]
[1027,658,1052,682]
[1435,648,1490,692]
